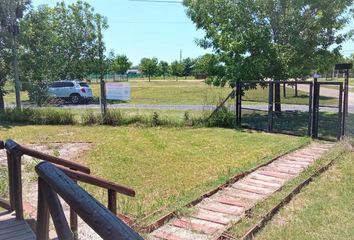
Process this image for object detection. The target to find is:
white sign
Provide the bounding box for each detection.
[106,82,131,101]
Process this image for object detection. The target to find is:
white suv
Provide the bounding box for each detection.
[48,80,93,104]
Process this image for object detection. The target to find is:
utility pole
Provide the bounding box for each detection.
[9,0,22,109]
[97,15,107,116]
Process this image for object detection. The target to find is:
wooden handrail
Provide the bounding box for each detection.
[4,139,90,174]
[57,166,135,197]
[36,162,143,240]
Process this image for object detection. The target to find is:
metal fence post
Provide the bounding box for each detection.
[268,82,274,132]
[338,83,343,140]
[311,79,320,138]
[235,81,242,127]
[308,83,313,137]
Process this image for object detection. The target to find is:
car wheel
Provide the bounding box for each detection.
[70,94,81,104]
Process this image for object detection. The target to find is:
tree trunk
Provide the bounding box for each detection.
[274,82,281,113]
[0,89,4,111]
[149,75,151,82]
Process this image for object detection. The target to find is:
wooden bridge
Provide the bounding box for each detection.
[0,140,143,240]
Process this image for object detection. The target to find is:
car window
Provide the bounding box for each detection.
[50,82,62,88]
[79,82,89,87]
[62,82,74,87]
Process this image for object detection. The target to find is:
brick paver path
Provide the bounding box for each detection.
[148,143,333,240]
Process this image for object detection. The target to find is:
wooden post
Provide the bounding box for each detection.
[41,180,73,240]
[70,181,78,240]
[108,189,117,215]
[12,151,23,220]
[6,151,15,211]
[268,82,274,132]
[37,178,50,240]
[283,83,286,98]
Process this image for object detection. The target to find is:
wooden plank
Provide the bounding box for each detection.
[0,212,35,240]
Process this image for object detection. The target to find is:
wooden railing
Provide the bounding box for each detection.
[0,139,142,239]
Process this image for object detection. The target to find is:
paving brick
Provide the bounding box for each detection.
[212,196,250,208]
[231,183,272,195]
[197,201,244,216]
[223,188,265,201]
[271,162,304,170]
[258,170,293,180]
[152,230,184,240]
[263,166,299,175]
[153,226,210,240]
[280,159,310,167]
[243,178,281,189]
[250,173,286,184]
[193,209,232,226]
[171,218,219,235]
[285,156,314,162]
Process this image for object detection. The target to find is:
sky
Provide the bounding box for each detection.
[32,0,354,65]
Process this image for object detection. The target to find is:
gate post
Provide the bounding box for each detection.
[235,81,242,127]
[308,83,313,136]
[311,78,320,138]
[268,82,274,132]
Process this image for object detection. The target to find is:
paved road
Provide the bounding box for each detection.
[8,86,354,113]
[56,103,344,113]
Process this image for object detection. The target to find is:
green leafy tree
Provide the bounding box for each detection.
[139,57,158,82]
[170,60,184,81]
[182,57,195,78]
[111,54,132,74]
[184,0,353,111]
[158,61,169,79]
[193,54,225,84]
[20,1,108,105]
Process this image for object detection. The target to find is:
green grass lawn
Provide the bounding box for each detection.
[0,125,308,224]
[254,144,354,240]
[4,80,337,106]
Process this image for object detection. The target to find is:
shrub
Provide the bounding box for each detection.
[151,112,161,126]
[36,109,75,125]
[0,108,75,125]
[102,110,123,126]
[81,111,101,125]
[0,108,36,123]
[206,106,234,128]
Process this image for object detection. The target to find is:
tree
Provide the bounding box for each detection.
[170,60,184,81]
[111,54,132,74]
[193,54,225,84]
[20,1,108,105]
[139,57,158,82]
[182,57,195,78]
[184,0,353,112]
[158,61,169,79]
